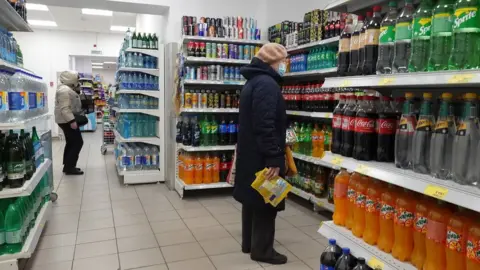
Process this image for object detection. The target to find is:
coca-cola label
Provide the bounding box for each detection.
[333,115,343,129]
[355,117,375,133]
[342,116,351,131]
[377,118,396,135]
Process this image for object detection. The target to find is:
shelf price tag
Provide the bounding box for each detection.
[340,80,352,87]
[424,185,449,199]
[448,74,475,84]
[325,113,333,118]
[379,77,395,86]
[331,157,344,166]
[292,188,300,196]
[368,257,384,270]
[356,164,370,175]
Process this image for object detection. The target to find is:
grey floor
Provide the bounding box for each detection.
[24,129,331,270]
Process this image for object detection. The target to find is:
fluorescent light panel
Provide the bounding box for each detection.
[82,8,112,16]
[26,3,49,11]
[28,20,57,27]
[103,62,117,64]
[110,26,135,32]
[92,62,103,65]
[92,66,104,69]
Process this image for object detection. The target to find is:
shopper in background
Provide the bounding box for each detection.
[54,71,84,175]
[233,43,288,265]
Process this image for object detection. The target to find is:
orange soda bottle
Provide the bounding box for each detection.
[467,219,480,270]
[311,123,325,158]
[333,169,350,227]
[352,174,369,238]
[203,153,213,184]
[184,154,194,184]
[178,152,184,180]
[213,153,220,183]
[391,189,415,261]
[424,200,453,270]
[446,207,474,270]
[346,172,360,230]
[377,184,397,253]
[411,195,431,269]
[363,179,384,245]
[194,153,203,184]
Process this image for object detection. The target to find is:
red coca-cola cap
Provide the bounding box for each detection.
[340,95,346,99]
[373,6,382,12]
[357,15,365,21]
[395,96,406,102]
[364,95,375,100]
[382,96,393,101]
[366,11,373,17]
[357,96,363,100]
[351,95,357,100]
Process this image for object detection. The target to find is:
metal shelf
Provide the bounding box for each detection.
[113,129,161,146]
[180,108,239,113]
[286,37,340,53]
[117,89,162,98]
[177,144,235,152]
[116,166,163,184]
[111,107,161,118]
[184,79,245,86]
[0,114,51,130]
[0,59,35,75]
[182,35,266,45]
[284,68,338,78]
[286,111,333,119]
[0,0,32,32]
[0,159,51,199]
[318,221,416,270]
[125,47,159,58]
[324,0,387,13]
[176,178,233,191]
[185,57,250,65]
[290,186,335,212]
[118,67,159,77]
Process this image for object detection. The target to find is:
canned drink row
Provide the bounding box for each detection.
[182,15,261,41]
[185,65,245,82]
[187,42,261,61]
[183,89,241,109]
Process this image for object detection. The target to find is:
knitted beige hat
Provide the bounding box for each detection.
[255,43,288,64]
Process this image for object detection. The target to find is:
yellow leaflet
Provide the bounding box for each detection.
[368,257,384,270]
[379,78,395,85]
[424,185,449,199]
[331,156,343,166]
[356,164,370,175]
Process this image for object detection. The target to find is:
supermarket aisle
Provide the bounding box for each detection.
[25,130,330,270]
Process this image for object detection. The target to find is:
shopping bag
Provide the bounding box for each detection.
[251,168,292,207]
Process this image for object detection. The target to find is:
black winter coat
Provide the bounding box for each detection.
[233,57,287,212]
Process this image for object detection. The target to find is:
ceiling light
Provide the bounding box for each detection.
[82,8,112,17]
[103,62,117,64]
[28,20,57,27]
[92,66,104,69]
[110,26,135,32]
[92,62,103,66]
[26,3,49,11]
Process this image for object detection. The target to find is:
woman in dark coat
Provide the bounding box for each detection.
[233,43,288,265]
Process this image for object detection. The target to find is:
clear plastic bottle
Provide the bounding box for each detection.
[412,93,434,174]
[428,0,455,71]
[126,145,135,171]
[376,1,398,74]
[8,70,27,122]
[348,15,365,75]
[408,0,434,72]
[137,53,144,68]
[392,0,415,73]
[143,144,152,170]
[134,143,143,170]
[0,70,10,123]
[151,146,159,170]
[395,92,417,169]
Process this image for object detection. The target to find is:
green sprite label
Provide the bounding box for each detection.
[379,25,396,44]
[453,7,480,31]
[432,13,454,34]
[0,232,5,245]
[395,22,413,41]
[6,230,21,244]
[7,161,25,180]
[413,17,432,38]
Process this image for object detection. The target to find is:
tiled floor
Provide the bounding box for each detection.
[24,130,331,270]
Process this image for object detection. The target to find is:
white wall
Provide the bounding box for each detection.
[265,0,332,26]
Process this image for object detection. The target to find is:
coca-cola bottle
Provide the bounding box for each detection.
[341,95,357,157]
[332,95,347,154]
[377,96,397,162]
[353,95,377,161]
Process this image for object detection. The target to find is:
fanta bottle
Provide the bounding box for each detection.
[378,184,397,253]
[424,200,453,270]
[203,153,213,184]
[353,175,370,238]
[346,172,360,230]
[184,154,194,184]
[467,219,480,270]
[333,169,350,226]
[178,152,184,180]
[194,154,203,184]
[446,207,474,270]
[411,195,431,269]
[312,123,325,158]
[363,179,384,245]
[392,189,415,261]
[213,153,220,183]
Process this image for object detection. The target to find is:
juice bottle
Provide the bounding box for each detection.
[352,174,369,238]
[346,172,360,230]
[363,179,384,245]
[411,195,431,269]
[178,152,184,180]
[424,200,453,270]
[467,219,480,270]
[378,184,397,253]
[194,153,203,184]
[446,207,473,270]
[213,153,220,183]
[183,154,194,184]
[333,169,350,226]
[392,188,415,261]
[311,123,325,158]
[203,153,213,184]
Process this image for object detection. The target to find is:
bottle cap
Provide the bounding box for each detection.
[357,15,365,21]
[465,93,477,99]
[441,93,453,99]
[423,92,432,99]
[405,92,414,99]
[373,6,382,12]
[389,1,397,7]
[366,11,373,17]
[357,258,366,264]
[382,96,392,101]
[342,247,350,254]
[328,239,336,245]
[340,95,346,99]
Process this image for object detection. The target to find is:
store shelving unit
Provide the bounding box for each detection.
[113,129,161,146]
[116,166,163,185]
[185,57,250,65]
[184,79,245,86]
[177,143,236,152]
[324,0,386,13]
[181,35,266,45]
[286,37,340,53]
[181,108,239,114]
[118,67,159,77]
[290,186,335,212]
[112,107,161,118]
[286,111,333,119]
[0,159,52,199]
[117,89,161,98]
[284,67,338,78]
[0,0,32,32]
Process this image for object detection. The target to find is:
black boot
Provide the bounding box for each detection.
[251,250,288,265]
[64,167,84,175]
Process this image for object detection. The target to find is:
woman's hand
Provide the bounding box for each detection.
[264,167,280,180]
[70,122,78,130]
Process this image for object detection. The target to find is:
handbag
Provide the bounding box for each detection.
[74,114,88,127]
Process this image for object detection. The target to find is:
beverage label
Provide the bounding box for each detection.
[334,182,348,198]
[365,196,378,213]
[341,116,353,131]
[355,193,366,208]
[0,232,5,245]
[7,161,25,180]
[398,116,416,133]
[467,238,480,262]
[426,219,447,243]
[339,37,351,53]
[350,35,360,51]
[457,122,467,136]
[6,230,21,244]
[347,188,356,203]
[359,32,366,48]
[414,212,428,233]
[152,154,159,166]
[28,92,37,109]
[366,29,380,45]
[355,117,375,133]
[379,25,395,44]
[434,120,449,133]
[432,13,454,35]
[25,160,34,174]
[135,155,142,166]
[37,92,44,109]
[379,202,395,220]
[447,226,465,252]
[333,114,342,129]
[228,124,237,133]
[413,18,432,39]
[8,92,28,111]
[394,207,414,227]
[416,118,433,131]
[196,162,203,171]
[320,265,335,270]
[144,155,151,166]
[395,22,413,41]
[210,125,218,134]
[377,118,396,135]
[453,7,479,31]
[0,91,8,112]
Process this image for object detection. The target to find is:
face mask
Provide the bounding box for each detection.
[278,62,287,76]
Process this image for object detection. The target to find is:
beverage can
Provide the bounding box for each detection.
[216,65,223,81]
[185,66,191,79]
[198,23,204,36]
[255,46,260,56]
[223,43,229,58]
[235,67,241,80]
[239,45,244,59]
[220,92,226,108]
[211,43,217,58]
[208,65,215,80]
[206,42,212,58]
[201,90,207,108]
[196,67,202,80]
[192,90,198,108]
[217,44,223,59]
[184,90,192,108]
[244,46,250,60]
[255,29,261,40]
[224,66,231,81]
[214,92,220,108]
[207,90,214,108]
[202,66,208,80]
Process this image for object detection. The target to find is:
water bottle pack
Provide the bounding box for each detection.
[117,94,158,110]
[115,142,160,171]
[123,52,158,69]
[116,113,157,138]
[118,72,159,90]
[0,28,18,65]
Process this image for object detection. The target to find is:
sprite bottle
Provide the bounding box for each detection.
[409,0,434,72]
[376,1,398,74]
[449,0,480,70]
[428,0,455,71]
[393,0,415,73]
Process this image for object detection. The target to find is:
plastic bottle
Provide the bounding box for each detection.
[324,125,332,152]
[430,92,456,180]
[320,239,342,269]
[204,153,213,184]
[335,248,357,270]
[194,153,203,184]
[210,116,218,146]
[151,146,159,170]
[446,207,473,270]
[7,132,25,188]
[338,15,354,76]
[352,258,369,270]
[333,169,350,227]
[184,153,194,184]
[346,172,360,230]
[363,6,383,75]
[213,153,220,183]
[391,189,415,261]
[341,96,357,157]
[352,175,369,238]
[0,70,10,123]
[332,95,346,154]
[378,184,397,253]
[448,0,480,70]
[376,1,398,74]
[126,145,135,171]
[428,0,455,71]
[363,179,384,245]
[412,92,434,174]
[327,170,337,204]
[347,15,365,75]
[304,123,312,156]
[392,0,415,73]
[8,71,27,122]
[312,123,325,158]
[409,0,434,72]
[411,195,431,269]
[467,220,480,270]
[395,92,417,169]
[228,118,237,145]
[424,201,452,270]
[4,201,21,254]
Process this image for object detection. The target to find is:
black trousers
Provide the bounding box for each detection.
[242,205,277,258]
[59,123,84,169]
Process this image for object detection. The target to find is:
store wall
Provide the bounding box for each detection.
[265,0,332,26]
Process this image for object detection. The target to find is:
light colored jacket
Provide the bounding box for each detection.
[54,71,83,124]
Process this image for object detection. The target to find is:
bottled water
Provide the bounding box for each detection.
[126,146,135,171]
[137,53,144,68]
[8,70,27,122]
[134,143,143,170]
[10,36,17,64]
[143,144,152,170]
[119,144,128,171]
[132,73,138,89]
[151,145,159,170]
[126,53,133,67]
[127,73,133,89]
[138,73,145,89]
[0,70,10,122]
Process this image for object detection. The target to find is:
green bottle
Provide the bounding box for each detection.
[132,32,137,48]
[201,115,209,146]
[16,45,23,67]
[428,0,455,71]
[0,133,5,191]
[7,133,25,188]
[408,0,434,72]
[210,116,218,146]
[143,33,148,49]
[32,127,43,164]
[21,131,35,180]
[392,0,415,73]
[304,123,312,156]
[152,33,158,49]
[148,34,154,49]
[299,123,306,154]
[5,201,22,254]
[0,208,5,255]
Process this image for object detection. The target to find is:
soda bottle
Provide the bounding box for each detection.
[453,93,479,185]
[424,201,453,270]
[312,123,325,158]
[428,0,455,71]
[210,117,218,146]
[338,15,353,76]
[391,189,415,261]
[176,118,183,143]
[352,258,369,270]
[184,154,194,184]
[411,195,431,269]
[332,95,346,154]
[363,179,384,245]
[352,174,369,238]
[467,220,480,270]
[408,0,434,72]
[194,153,203,184]
[376,97,396,162]
[192,117,201,147]
[6,133,25,188]
[446,207,474,270]
[4,202,22,254]
[334,248,357,270]
[212,153,220,183]
[430,92,456,180]
[358,12,373,75]
[228,118,237,145]
[178,152,184,180]
[363,6,382,75]
[328,169,337,204]
[203,153,213,184]
[201,115,210,146]
[293,122,300,153]
[341,96,357,157]
[378,184,397,253]
[320,238,343,269]
[305,123,313,156]
[346,172,360,230]
[333,169,350,227]
[352,96,377,161]
[220,153,229,182]
[347,15,365,75]
[324,125,332,152]
[395,93,417,169]
[412,92,434,174]
[298,123,306,154]
[314,165,327,198]
[392,0,415,73]
[376,1,398,74]
[182,117,192,146]
[448,0,480,70]
[219,117,228,145]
